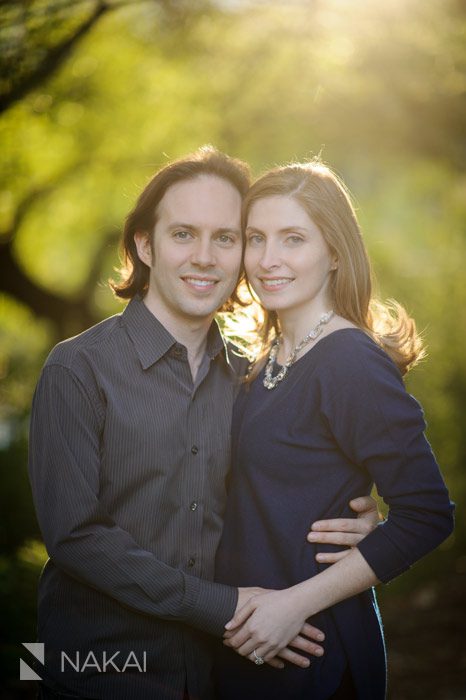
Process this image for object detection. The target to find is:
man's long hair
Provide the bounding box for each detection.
[110,145,250,305]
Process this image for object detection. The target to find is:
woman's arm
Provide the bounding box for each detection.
[228,495,381,666]
[224,548,377,662]
[230,495,381,667]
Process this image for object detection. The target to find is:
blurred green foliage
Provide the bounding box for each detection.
[0,0,465,696]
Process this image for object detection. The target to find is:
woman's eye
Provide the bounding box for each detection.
[286,235,303,244]
[247,234,264,245]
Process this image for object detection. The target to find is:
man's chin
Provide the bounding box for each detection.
[180,293,235,319]
[178,301,223,321]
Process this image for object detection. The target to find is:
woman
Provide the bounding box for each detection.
[214,161,454,699]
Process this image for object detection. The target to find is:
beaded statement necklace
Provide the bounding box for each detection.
[263,311,334,390]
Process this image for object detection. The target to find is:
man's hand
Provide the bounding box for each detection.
[307,496,380,564]
[235,587,325,669]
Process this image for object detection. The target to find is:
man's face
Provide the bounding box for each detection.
[135,175,242,325]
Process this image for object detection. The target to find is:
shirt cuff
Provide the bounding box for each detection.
[357,524,411,584]
[183,576,238,637]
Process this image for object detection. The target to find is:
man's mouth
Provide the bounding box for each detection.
[181,276,219,292]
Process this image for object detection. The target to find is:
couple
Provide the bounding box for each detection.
[28,146,453,700]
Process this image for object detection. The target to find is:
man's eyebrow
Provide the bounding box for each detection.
[168,222,197,231]
[168,223,241,236]
[215,227,241,235]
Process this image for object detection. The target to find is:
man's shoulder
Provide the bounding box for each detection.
[45,312,124,370]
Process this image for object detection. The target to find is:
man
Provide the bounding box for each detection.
[29,146,378,699]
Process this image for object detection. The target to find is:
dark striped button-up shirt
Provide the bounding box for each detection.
[28,296,241,699]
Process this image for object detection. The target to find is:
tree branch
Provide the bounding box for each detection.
[0,239,98,337]
[0,1,109,114]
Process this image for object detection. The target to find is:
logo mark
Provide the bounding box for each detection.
[20,642,44,681]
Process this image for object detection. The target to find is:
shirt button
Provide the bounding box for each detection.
[173,345,183,358]
[191,445,199,455]
[188,557,196,568]
[190,501,198,511]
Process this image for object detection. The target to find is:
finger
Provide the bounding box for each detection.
[237,639,266,658]
[223,626,253,650]
[225,601,254,631]
[288,634,324,658]
[277,647,311,669]
[308,531,358,546]
[349,496,378,514]
[247,648,281,668]
[315,549,352,564]
[310,518,366,533]
[301,623,325,643]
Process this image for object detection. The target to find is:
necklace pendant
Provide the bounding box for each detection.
[262,310,334,390]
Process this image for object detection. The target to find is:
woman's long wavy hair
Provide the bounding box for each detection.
[244,161,424,378]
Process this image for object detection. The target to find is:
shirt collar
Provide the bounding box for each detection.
[121,296,227,370]
[206,320,228,360]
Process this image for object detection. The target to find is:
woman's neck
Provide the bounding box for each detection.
[275,309,358,364]
[277,303,333,358]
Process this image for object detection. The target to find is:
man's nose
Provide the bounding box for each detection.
[190,237,216,267]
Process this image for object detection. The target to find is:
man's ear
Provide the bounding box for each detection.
[134,231,152,267]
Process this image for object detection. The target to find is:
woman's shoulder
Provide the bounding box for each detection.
[314,327,403,386]
[316,326,380,357]
[313,328,419,426]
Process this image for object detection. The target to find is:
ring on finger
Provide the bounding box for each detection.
[253,649,265,666]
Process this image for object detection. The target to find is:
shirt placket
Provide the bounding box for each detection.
[170,345,212,578]
[175,348,217,700]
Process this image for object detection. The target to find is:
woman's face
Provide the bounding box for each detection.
[244,195,335,317]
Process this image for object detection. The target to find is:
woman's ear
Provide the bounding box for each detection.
[134,231,152,266]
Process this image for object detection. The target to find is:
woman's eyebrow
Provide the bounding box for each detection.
[278,226,308,233]
[245,225,308,233]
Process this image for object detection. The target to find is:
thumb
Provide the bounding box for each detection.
[225,600,254,631]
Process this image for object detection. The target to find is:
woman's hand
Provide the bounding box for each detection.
[224,587,314,666]
[228,547,379,667]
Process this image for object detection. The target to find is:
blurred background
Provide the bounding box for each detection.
[0,0,465,697]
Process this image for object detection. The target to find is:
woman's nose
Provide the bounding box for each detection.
[259,242,281,270]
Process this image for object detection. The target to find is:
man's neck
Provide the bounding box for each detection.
[142,296,213,380]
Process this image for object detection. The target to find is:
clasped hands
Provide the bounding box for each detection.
[223,496,379,669]
[224,586,319,670]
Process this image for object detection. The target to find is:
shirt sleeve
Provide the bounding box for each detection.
[28,363,237,636]
[319,335,454,584]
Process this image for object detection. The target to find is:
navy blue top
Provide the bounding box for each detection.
[214,329,454,700]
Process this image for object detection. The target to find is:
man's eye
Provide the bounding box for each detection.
[173,230,192,240]
[217,233,235,245]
